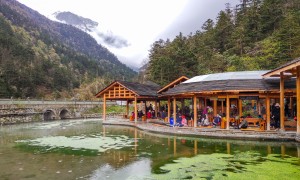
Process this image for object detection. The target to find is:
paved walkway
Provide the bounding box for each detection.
[103,119,300,142]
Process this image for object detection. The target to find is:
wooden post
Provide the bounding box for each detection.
[173,98,177,123]
[297,67,300,135]
[155,100,158,118]
[144,101,147,115]
[168,97,171,123]
[134,96,137,122]
[193,95,197,127]
[266,95,271,130]
[126,100,129,118]
[280,72,285,130]
[213,99,217,116]
[226,95,230,130]
[238,99,242,117]
[158,100,161,117]
[103,95,106,121]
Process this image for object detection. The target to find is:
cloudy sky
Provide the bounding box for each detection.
[17,0,240,70]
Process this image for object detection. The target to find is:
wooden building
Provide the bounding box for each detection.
[95,58,300,137]
[95,80,160,122]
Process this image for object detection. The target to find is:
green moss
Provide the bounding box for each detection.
[15,134,135,156]
[152,152,300,180]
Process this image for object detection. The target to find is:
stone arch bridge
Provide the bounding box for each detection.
[0,99,115,124]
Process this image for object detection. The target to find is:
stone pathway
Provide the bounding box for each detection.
[103,118,300,142]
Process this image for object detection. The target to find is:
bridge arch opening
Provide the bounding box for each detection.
[59,109,69,119]
[44,110,56,121]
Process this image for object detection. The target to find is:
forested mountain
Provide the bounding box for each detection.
[146,0,300,86]
[0,0,136,99]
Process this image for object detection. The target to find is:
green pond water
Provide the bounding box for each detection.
[0,119,300,180]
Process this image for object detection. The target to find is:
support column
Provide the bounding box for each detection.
[173,97,177,123]
[213,99,217,116]
[266,95,271,130]
[226,94,230,130]
[297,67,300,135]
[155,100,158,118]
[238,99,243,117]
[280,72,285,130]
[158,100,161,118]
[134,96,137,122]
[103,95,106,121]
[193,95,197,127]
[126,100,129,118]
[168,97,171,123]
[144,101,147,116]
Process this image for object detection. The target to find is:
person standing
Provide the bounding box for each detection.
[272,103,281,129]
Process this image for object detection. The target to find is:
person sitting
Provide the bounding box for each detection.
[238,116,248,129]
[161,110,167,120]
[201,114,210,126]
[130,111,135,121]
[147,110,152,119]
[175,114,183,127]
[181,115,187,126]
[213,114,221,127]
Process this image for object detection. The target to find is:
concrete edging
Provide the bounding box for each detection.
[102,120,298,142]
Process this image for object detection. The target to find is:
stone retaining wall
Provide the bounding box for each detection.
[0,113,43,125]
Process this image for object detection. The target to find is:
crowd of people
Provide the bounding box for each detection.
[129,100,295,130]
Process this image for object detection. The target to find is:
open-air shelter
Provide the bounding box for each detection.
[263,57,300,136]
[95,80,160,122]
[160,70,297,130]
[95,58,300,136]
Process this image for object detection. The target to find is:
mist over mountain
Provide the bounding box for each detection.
[53,11,130,52]
[0,0,137,99]
[53,11,98,32]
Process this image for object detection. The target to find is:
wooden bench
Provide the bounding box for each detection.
[245,118,261,126]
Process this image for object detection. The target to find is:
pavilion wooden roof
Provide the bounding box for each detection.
[157,76,189,94]
[95,80,161,100]
[262,57,300,77]
[161,78,296,96]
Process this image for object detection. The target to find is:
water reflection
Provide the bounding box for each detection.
[89,158,152,180]
[0,119,299,179]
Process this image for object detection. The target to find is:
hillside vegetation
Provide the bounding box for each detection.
[0,0,136,100]
[146,0,300,86]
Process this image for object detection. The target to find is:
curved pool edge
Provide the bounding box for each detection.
[102,119,299,142]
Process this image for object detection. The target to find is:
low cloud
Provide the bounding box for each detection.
[97,31,130,49]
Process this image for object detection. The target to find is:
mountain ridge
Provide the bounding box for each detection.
[0,0,137,99]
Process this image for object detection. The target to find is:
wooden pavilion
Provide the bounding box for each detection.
[263,57,300,136]
[95,80,160,122]
[95,58,300,137]
[160,70,296,130]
